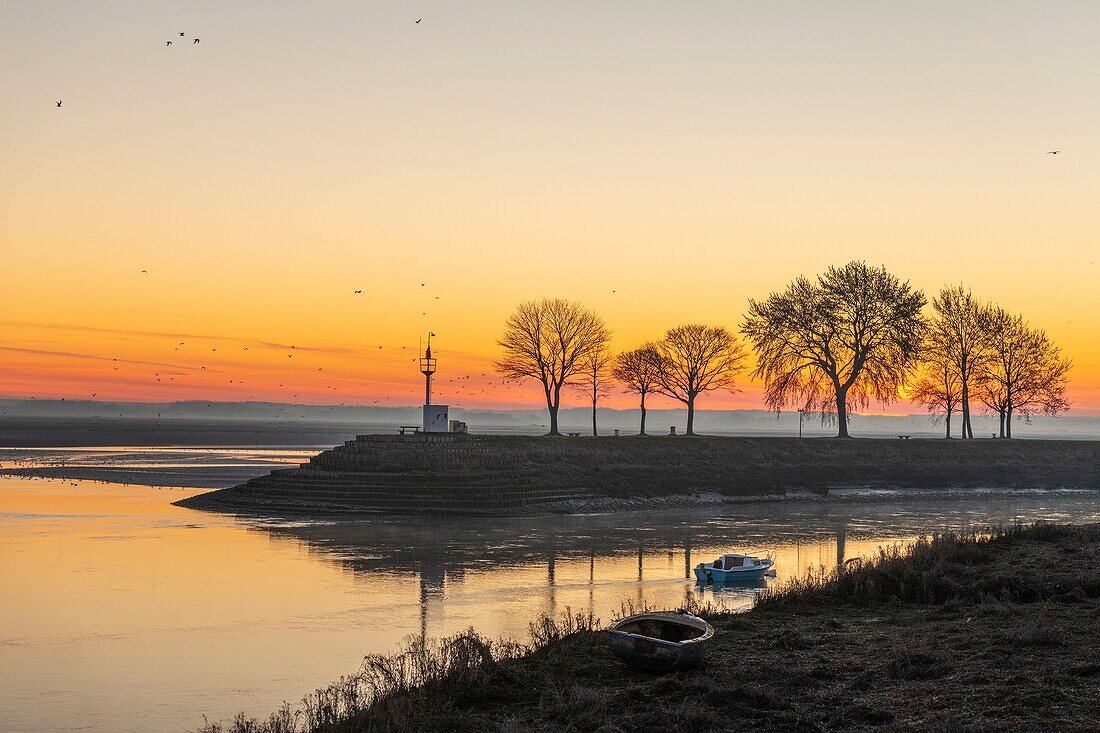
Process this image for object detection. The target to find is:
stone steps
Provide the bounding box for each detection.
[199,433,595,515]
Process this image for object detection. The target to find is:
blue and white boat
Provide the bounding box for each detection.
[694,552,775,584]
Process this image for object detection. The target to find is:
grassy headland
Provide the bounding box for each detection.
[203,523,1100,732]
[178,435,1100,515]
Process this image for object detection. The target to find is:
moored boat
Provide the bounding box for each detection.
[694,552,774,584]
[607,611,714,670]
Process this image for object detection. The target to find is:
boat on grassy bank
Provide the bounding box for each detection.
[607,611,714,670]
[200,524,1100,733]
[694,552,775,583]
[200,521,1100,726]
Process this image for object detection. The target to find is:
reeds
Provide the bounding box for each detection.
[199,608,600,733]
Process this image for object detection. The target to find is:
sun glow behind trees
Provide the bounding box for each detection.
[499,262,1072,438]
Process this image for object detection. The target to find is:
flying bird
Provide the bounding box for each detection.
[193,38,200,44]
[416,18,422,23]
[56,100,62,107]
[179,32,185,36]
[141,269,148,274]
[166,41,172,46]
[1047,150,1059,155]
[354,290,362,294]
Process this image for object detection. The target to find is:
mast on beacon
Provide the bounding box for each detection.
[420,331,437,407]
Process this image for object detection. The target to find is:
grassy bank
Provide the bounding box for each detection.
[492,436,1100,496]
[177,436,1100,516]
[203,523,1100,732]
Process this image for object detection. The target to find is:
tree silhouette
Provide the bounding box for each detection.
[495,299,610,436]
[612,345,662,435]
[653,325,745,436]
[742,261,926,438]
[572,345,614,436]
[929,286,988,439]
[976,306,1071,438]
[910,328,962,438]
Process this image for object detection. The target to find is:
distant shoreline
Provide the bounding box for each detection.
[3,409,1100,448]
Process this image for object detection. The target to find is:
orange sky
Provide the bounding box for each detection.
[2,2,1098,414]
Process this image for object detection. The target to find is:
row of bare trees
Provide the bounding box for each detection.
[495,299,743,436]
[495,262,1070,438]
[909,287,1070,438]
[610,326,744,436]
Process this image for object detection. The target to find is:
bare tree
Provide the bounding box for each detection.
[612,345,662,435]
[741,261,926,438]
[976,306,1071,438]
[572,345,614,436]
[930,286,988,439]
[653,325,745,436]
[910,330,962,438]
[495,299,611,436]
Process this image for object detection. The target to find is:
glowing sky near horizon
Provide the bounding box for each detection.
[2,1,1099,413]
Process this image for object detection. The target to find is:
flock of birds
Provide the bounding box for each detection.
[166,32,200,46]
[54,17,430,107]
[77,274,521,409]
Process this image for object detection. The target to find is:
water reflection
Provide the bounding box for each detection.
[247,492,1100,638]
[3,471,1098,733]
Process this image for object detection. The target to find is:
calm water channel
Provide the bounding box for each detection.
[2,448,1099,732]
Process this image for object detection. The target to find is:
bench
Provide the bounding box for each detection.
[399,426,421,435]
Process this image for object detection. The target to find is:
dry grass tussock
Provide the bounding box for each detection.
[199,609,599,733]
[754,521,1076,609]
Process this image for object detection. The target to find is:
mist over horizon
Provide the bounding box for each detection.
[3,398,1097,442]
